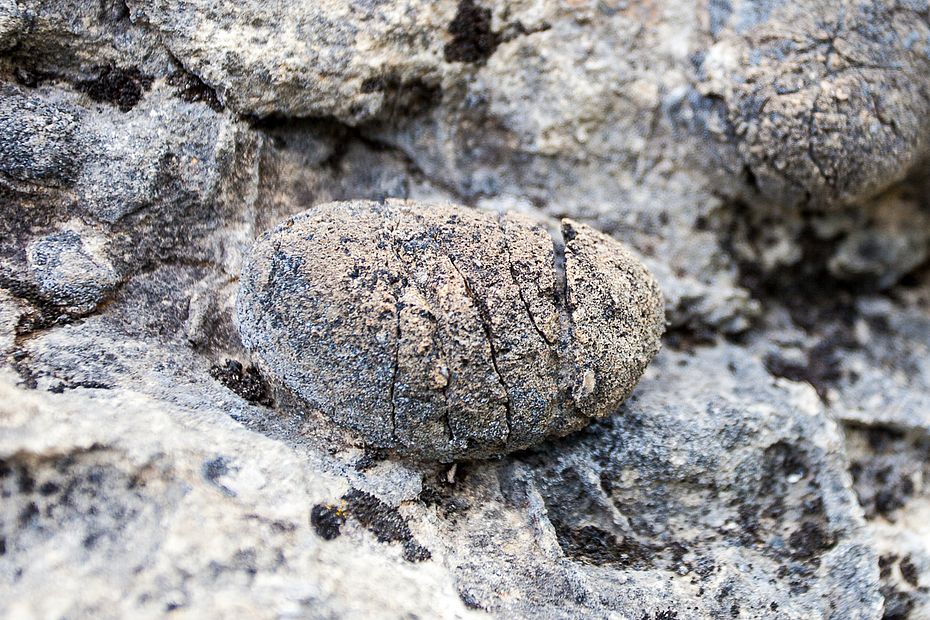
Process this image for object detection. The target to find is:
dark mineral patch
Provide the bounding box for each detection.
[342,489,430,562]
[210,359,273,407]
[444,0,500,63]
[310,504,346,541]
[76,66,153,112]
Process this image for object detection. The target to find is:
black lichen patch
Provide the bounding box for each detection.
[210,359,274,407]
[9,349,40,390]
[418,467,471,517]
[554,523,659,569]
[899,555,919,588]
[310,504,346,540]
[444,0,500,64]
[167,70,223,111]
[48,379,111,393]
[727,219,862,399]
[12,66,51,89]
[875,555,922,619]
[0,274,88,336]
[342,489,431,562]
[354,447,388,472]
[76,66,153,112]
[737,442,838,575]
[536,466,678,571]
[787,520,835,561]
[763,331,855,402]
[881,582,917,620]
[458,589,484,610]
[664,324,717,352]
[739,225,860,402]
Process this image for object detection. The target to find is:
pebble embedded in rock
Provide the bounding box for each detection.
[237,199,664,460]
[26,230,119,314]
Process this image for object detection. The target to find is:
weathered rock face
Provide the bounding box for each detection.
[238,200,664,460]
[0,81,259,331]
[126,0,454,122]
[2,0,929,617]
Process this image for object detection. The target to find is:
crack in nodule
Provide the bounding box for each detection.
[497,213,555,347]
[550,223,577,417]
[447,255,514,442]
[386,218,455,445]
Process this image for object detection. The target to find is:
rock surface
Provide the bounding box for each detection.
[1,0,929,618]
[125,0,452,122]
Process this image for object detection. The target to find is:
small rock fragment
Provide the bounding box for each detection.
[26,230,119,314]
[237,200,664,460]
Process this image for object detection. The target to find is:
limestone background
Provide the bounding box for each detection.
[1,1,929,618]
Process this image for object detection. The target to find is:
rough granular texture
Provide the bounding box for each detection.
[237,200,664,460]
[694,0,930,207]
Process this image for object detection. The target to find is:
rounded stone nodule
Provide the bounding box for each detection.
[236,200,664,461]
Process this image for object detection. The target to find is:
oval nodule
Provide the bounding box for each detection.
[237,199,664,461]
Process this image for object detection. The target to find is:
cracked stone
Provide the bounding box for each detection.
[236,199,665,461]
[691,0,930,207]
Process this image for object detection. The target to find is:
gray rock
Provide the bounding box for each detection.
[0,0,25,51]
[438,345,882,618]
[0,87,84,186]
[237,200,664,461]
[0,365,479,620]
[744,265,930,435]
[126,0,453,122]
[26,229,118,314]
[0,302,882,619]
[822,293,930,434]
[2,0,173,80]
[0,84,260,322]
[74,87,242,226]
[358,1,758,335]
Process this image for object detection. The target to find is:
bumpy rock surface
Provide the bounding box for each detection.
[2,0,929,617]
[238,200,664,460]
[693,0,930,207]
[125,0,454,122]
